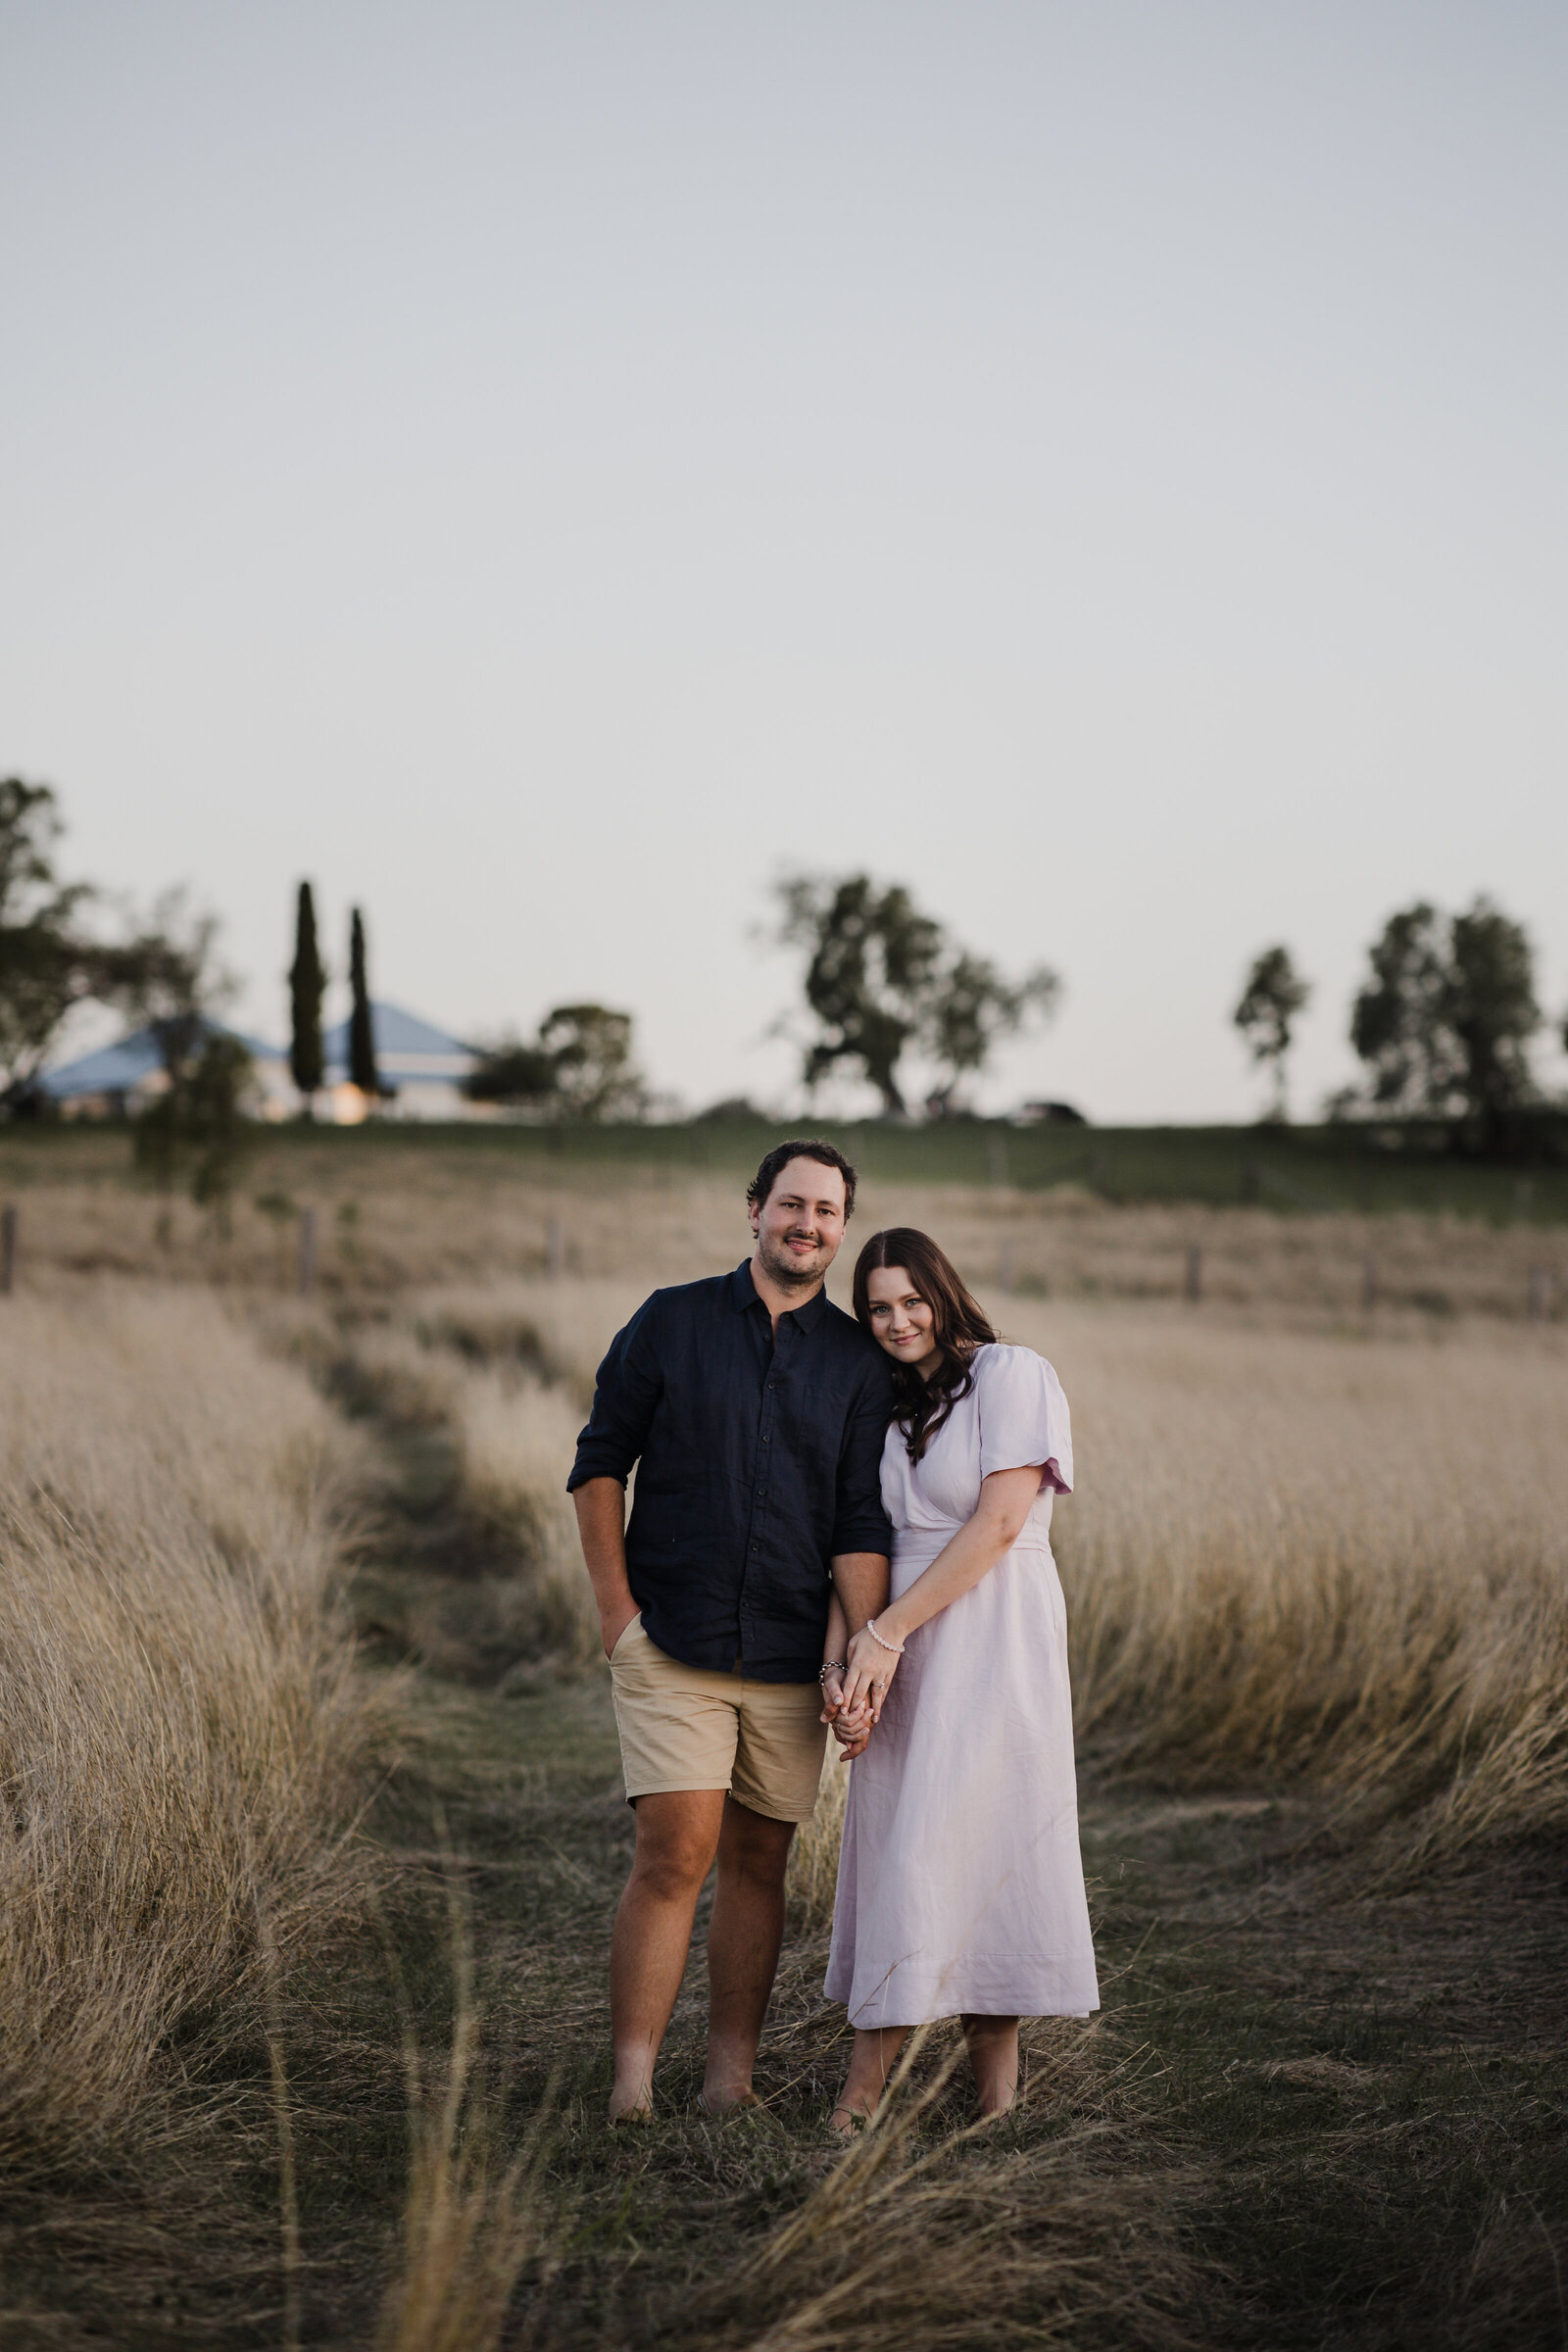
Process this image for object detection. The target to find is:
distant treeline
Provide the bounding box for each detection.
[4,783,1565,1167]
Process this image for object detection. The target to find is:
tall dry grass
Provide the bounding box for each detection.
[338,1274,1568,1872]
[0,1283,385,2182]
[375,1867,556,2352]
[1008,1300,1568,1861]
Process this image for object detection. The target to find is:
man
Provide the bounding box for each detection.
[569,1139,894,2121]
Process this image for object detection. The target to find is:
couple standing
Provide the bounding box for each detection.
[568,1139,1098,2128]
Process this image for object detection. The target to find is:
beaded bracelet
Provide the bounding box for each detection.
[818,1661,848,1684]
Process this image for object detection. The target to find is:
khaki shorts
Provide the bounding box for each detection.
[609,1614,828,1823]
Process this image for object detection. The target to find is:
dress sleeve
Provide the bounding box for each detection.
[975,1346,1073,1495]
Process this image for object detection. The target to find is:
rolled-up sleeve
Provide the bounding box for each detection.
[567,1299,663,1491]
[830,1362,896,1557]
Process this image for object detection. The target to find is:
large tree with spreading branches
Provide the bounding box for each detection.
[773,873,1058,1115]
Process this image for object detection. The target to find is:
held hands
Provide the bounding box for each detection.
[819,1666,874,1763]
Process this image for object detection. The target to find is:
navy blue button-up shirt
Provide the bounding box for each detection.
[567,1261,896,1683]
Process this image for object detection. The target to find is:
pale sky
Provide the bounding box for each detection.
[4,1,1564,1120]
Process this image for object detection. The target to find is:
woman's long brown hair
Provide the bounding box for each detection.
[852,1228,997,1462]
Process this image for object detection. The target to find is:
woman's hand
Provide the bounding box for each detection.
[841,1620,901,1722]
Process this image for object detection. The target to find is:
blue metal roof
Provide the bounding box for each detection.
[321,1002,472,1060]
[41,1022,285,1098]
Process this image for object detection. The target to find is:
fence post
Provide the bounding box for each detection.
[1361,1253,1378,1313]
[1527,1265,1550,1323]
[297,1206,318,1296]
[0,1203,16,1296]
[1184,1245,1202,1303]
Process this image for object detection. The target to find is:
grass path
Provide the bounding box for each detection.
[343,1553,1568,2352]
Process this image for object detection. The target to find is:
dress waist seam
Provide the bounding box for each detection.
[893,1534,1054,1562]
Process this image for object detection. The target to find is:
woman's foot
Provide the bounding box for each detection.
[608,2077,655,2124]
[828,2100,874,2138]
[961,2014,1019,2121]
[831,2025,909,2136]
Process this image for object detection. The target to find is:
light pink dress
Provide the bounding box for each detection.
[824,1344,1100,2028]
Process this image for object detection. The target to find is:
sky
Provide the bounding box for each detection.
[3,0,1565,1121]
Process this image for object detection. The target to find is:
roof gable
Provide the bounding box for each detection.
[42,1021,285,1096]
[321,1002,471,1059]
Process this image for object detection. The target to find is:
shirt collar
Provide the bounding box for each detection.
[728,1259,831,1331]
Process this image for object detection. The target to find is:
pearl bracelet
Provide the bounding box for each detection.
[865,1616,906,1655]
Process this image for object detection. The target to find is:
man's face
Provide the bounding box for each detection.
[750,1157,849,1290]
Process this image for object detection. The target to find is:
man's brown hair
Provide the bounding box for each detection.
[746,1138,858,1219]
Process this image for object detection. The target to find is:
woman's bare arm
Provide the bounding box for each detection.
[839,1465,1044,1718]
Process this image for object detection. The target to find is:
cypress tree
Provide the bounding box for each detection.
[288,881,326,1111]
[348,906,380,1100]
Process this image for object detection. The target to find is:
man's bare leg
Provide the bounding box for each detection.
[961,2014,1020,2117]
[609,1789,727,2120]
[700,1797,797,2112]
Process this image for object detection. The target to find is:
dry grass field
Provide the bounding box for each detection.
[2,1137,1565,2348]
[3,1124,1564,1322]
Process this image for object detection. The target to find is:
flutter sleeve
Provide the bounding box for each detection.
[974,1345,1073,1495]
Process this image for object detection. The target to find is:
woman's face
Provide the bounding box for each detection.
[863,1265,941,1380]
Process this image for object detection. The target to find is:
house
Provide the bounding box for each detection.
[40,1002,481,1123]
[40,1023,295,1120]
[320,1003,479,1122]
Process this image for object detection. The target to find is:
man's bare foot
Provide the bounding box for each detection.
[608,2082,655,2124]
[697,2085,761,2116]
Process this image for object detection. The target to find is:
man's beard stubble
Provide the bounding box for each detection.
[756,1228,832,1291]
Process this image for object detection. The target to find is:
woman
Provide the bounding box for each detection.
[819,1228,1098,2127]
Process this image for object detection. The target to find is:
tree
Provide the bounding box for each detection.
[347,906,380,1100]
[537,1004,648,1120]
[0,777,96,1101]
[774,873,1058,1115]
[288,882,326,1110]
[1446,899,1540,1141]
[1233,946,1312,1121]
[465,1038,561,1107]
[134,1030,255,1234]
[0,781,247,1122]
[113,886,232,1086]
[1349,897,1540,1147]
[118,890,250,1227]
[775,875,942,1115]
[924,950,1060,1115]
[466,1006,649,1118]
